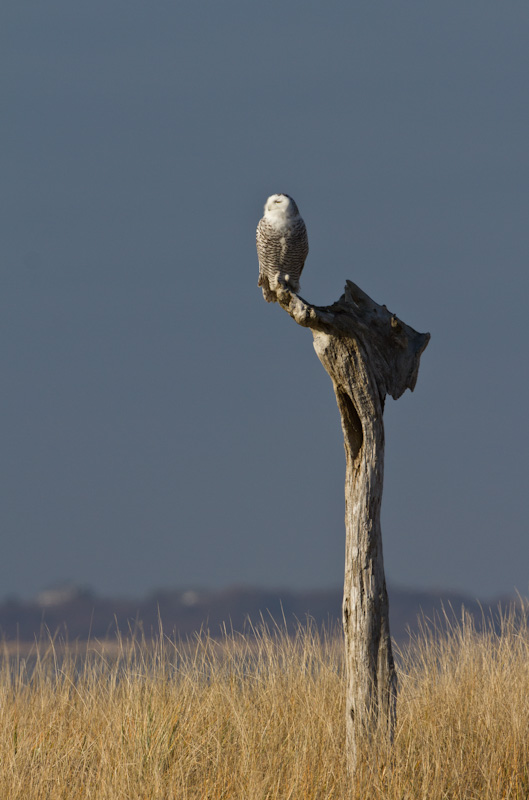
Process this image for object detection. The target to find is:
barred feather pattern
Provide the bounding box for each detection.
[256,211,309,303]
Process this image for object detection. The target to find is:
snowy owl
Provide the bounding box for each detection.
[256,193,309,303]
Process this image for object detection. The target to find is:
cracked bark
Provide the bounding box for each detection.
[270,280,429,772]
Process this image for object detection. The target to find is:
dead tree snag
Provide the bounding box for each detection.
[271,280,430,771]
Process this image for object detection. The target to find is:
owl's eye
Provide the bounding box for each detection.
[274,199,281,204]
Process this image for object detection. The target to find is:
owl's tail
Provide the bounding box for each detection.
[258,273,277,303]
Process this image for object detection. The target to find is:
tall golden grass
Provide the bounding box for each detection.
[1,607,529,799]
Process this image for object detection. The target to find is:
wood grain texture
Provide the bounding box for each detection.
[273,280,429,771]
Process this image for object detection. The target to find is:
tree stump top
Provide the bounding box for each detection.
[275,281,430,402]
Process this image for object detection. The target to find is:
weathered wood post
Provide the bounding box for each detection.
[271,280,429,771]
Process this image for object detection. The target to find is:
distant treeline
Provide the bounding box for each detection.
[0,584,519,643]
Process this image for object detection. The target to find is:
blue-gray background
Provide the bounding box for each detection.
[2,1,528,601]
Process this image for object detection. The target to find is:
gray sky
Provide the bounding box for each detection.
[2,1,528,601]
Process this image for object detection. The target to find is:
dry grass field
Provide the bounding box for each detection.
[1,608,529,799]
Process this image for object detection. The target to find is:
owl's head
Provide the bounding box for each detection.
[263,193,300,221]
